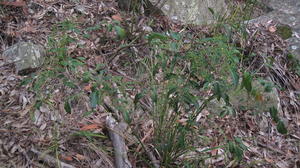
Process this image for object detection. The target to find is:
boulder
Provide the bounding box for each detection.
[149,0,228,25]
[2,42,46,75]
[250,0,300,60]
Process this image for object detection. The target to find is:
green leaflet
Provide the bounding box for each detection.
[147,32,169,42]
[114,25,127,39]
[277,121,288,134]
[241,72,252,93]
[90,89,100,108]
[269,106,279,123]
[230,67,239,89]
[134,92,144,108]
[64,101,72,114]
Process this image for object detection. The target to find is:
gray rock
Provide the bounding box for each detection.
[2,42,46,75]
[149,0,228,25]
[250,0,300,60]
[206,80,280,114]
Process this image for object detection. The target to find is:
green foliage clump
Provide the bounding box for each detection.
[186,35,240,82]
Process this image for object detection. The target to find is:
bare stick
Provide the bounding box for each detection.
[30,147,75,168]
[104,98,160,168]
[105,42,148,63]
[106,116,132,168]
[143,145,160,168]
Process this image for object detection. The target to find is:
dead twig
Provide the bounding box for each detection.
[105,42,148,63]
[257,142,286,155]
[0,1,26,7]
[30,147,75,168]
[142,144,160,168]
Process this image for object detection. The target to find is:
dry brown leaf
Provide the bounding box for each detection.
[19,25,37,33]
[255,93,263,102]
[80,123,99,131]
[60,155,73,161]
[75,154,85,160]
[83,83,92,92]
[211,148,218,156]
[268,26,277,33]
[264,157,274,163]
[141,128,153,143]
[112,14,123,21]
[177,118,188,126]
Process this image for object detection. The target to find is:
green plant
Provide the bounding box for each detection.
[269,107,288,134]
[132,31,245,166]
[136,21,289,165]
[24,19,88,112]
[287,53,300,75]
[227,137,247,161]
[186,35,241,82]
[107,22,127,40]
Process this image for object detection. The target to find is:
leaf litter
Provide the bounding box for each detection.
[0,0,299,167]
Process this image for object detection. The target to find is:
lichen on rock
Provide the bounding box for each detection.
[2,42,46,75]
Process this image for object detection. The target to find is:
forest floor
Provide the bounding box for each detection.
[0,0,300,168]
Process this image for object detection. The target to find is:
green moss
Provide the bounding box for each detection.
[287,53,300,75]
[276,25,293,40]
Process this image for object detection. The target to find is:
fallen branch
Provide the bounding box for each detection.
[104,96,160,168]
[30,147,75,168]
[135,129,160,168]
[106,116,132,168]
[143,144,160,168]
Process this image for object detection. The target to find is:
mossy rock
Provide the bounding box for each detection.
[276,25,293,40]
[206,80,280,114]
